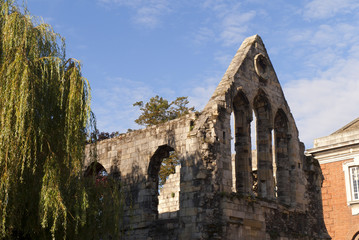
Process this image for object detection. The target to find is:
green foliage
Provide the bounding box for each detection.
[91,129,121,141]
[78,173,124,240]
[133,95,194,126]
[0,1,123,239]
[134,96,194,188]
[158,151,180,188]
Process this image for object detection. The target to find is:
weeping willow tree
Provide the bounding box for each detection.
[0,1,123,239]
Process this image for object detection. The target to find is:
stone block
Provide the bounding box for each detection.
[243,219,262,230]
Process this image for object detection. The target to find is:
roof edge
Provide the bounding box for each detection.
[331,117,359,135]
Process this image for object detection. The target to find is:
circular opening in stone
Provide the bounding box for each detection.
[254,54,269,81]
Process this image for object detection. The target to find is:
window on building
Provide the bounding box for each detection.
[350,166,359,201]
[343,157,359,216]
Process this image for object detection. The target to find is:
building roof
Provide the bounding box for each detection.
[331,117,359,135]
[306,118,359,159]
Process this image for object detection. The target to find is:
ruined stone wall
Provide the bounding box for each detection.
[85,114,198,239]
[84,35,330,240]
[189,35,329,239]
[158,165,180,219]
[198,35,305,204]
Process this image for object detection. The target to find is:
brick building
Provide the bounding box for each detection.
[307,118,359,240]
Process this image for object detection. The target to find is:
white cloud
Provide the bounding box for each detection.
[279,3,359,148]
[289,23,359,48]
[188,85,217,111]
[219,10,256,46]
[133,0,170,27]
[193,27,215,45]
[187,76,220,111]
[92,77,155,132]
[98,0,171,28]
[214,51,234,67]
[193,2,256,47]
[98,0,142,8]
[303,0,359,20]
[310,23,359,46]
[287,21,359,75]
[288,29,312,43]
[283,57,359,148]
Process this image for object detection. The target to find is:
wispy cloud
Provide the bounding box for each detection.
[282,7,359,147]
[188,84,217,111]
[186,75,221,111]
[194,2,256,47]
[303,0,359,20]
[310,23,359,47]
[98,0,171,28]
[284,57,359,148]
[214,50,234,67]
[192,27,215,45]
[219,10,256,46]
[92,77,155,132]
[286,21,359,75]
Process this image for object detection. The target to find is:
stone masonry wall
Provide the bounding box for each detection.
[84,35,330,240]
[84,113,198,240]
[158,165,180,219]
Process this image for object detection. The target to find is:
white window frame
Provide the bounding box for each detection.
[343,156,359,205]
[350,166,359,201]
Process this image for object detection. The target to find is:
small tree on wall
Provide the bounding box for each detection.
[133,95,194,126]
[158,152,179,188]
[133,95,195,187]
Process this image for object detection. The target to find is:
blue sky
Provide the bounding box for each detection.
[26,0,359,148]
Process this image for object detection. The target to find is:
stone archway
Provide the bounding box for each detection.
[147,145,175,219]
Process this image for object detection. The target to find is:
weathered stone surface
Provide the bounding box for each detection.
[85,35,330,240]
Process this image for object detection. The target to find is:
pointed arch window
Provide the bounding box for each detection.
[232,91,253,195]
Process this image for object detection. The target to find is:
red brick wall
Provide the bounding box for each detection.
[321,161,359,239]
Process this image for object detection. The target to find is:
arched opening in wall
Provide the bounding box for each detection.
[253,90,274,199]
[231,112,235,191]
[84,162,108,181]
[274,109,290,205]
[148,145,180,220]
[352,231,359,240]
[251,110,258,195]
[272,129,276,197]
[232,91,253,195]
